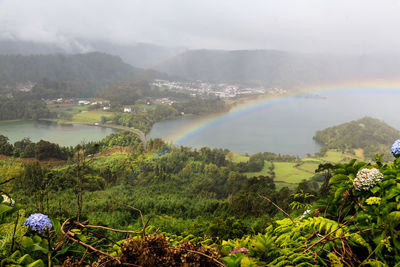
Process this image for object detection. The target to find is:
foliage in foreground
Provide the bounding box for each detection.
[3,144,400,266]
[221,154,400,266]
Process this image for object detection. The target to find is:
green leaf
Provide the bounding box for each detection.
[360,259,386,267]
[17,254,34,265]
[386,185,400,199]
[0,203,13,215]
[20,236,35,251]
[329,174,349,185]
[388,211,400,225]
[370,186,380,194]
[26,259,45,267]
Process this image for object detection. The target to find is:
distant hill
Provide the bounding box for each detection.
[87,41,185,68]
[313,117,400,160]
[0,52,135,97]
[0,39,184,69]
[155,49,400,87]
[0,40,74,55]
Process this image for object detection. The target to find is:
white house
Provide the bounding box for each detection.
[78,100,90,105]
[123,107,132,113]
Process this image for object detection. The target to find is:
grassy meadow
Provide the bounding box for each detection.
[227,149,365,190]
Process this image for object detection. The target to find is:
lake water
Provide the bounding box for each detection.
[148,92,400,156]
[0,120,118,147]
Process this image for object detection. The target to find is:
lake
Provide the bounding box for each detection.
[148,91,400,156]
[0,120,119,147]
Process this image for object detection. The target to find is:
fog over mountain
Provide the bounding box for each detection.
[1,0,400,88]
[0,39,185,68]
[1,0,400,54]
[155,50,400,87]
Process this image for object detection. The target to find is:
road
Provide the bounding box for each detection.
[96,124,147,149]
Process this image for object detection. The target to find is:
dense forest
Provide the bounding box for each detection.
[314,117,400,160]
[1,129,400,266]
[0,96,52,120]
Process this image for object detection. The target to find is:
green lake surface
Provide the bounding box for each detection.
[148,92,400,156]
[2,92,400,156]
[0,120,118,147]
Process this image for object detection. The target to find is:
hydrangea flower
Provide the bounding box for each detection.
[391,140,400,158]
[229,247,249,256]
[353,168,383,191]
[23,213,52,235]
[366,196,381,205]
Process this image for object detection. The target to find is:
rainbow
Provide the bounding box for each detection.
[167,79,400,145]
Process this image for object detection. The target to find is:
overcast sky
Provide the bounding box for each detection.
[1,0,400,53]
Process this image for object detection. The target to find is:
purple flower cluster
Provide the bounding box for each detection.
[391,140,400,158]
[23,213,52,235]
[229,247,249,256]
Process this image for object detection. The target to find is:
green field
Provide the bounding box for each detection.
[274,162,314,184]
[225,150,356,188]
[228,152,249,163]
[245,161,274,177]
[71,110,113,124]
[301,150,353,163]
[296,162,319,173]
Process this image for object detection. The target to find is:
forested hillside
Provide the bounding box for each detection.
[314,117,400,160]
[0,96,52,120]
[0,53,134,96]
[0,39,184,69]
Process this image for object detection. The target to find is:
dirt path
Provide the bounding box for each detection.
[293,165,315,174]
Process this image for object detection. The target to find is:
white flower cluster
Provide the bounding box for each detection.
[299,209,311,220]
[353,168,383,191]
[1,194,15,206]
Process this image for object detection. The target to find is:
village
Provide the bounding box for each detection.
[43,80,287,115]
[151,79,287,98]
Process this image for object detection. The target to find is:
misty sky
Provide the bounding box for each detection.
[1,0,400,53]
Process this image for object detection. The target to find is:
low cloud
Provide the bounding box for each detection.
[1,0,400,53]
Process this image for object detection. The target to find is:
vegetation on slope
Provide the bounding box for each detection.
[314,117,400,160]
[0,96,52,120]
[2,137,400,265]
[0,52,133,96]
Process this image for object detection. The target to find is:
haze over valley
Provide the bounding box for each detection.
[1,1,400,266]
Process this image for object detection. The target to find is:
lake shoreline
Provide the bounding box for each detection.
[0,120,118,147]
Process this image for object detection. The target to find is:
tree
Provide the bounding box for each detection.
[0,135,13,156]
[68,145,104,221]
[17,162,47,212]
[248,153,265,172]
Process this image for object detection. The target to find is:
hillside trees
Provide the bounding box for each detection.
[0,53,133,97]
[314,117,400,160]
[247,153,265,172]
[0,96,52,120]
[15,162,48,212]
[0,135,13,156]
